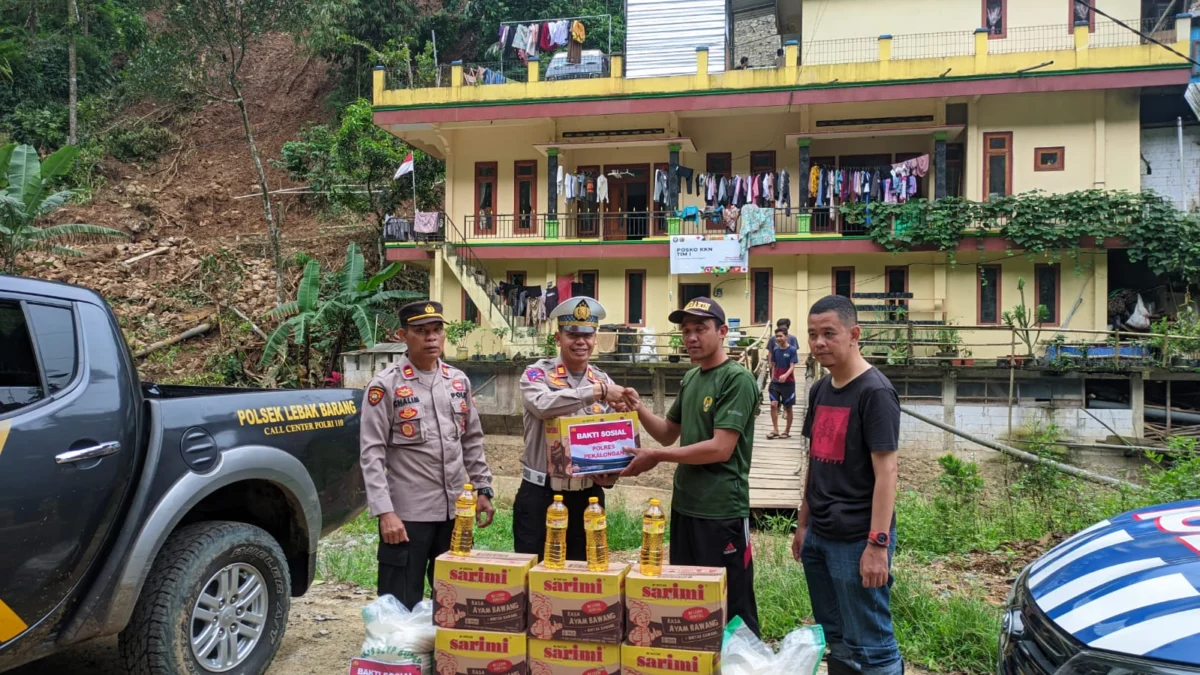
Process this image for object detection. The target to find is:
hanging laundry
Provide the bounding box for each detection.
[777,169,792,216]
[551,20,570,47]
[739,205,777,258]
[597,174,609,204]
[498,25,510,51]
[653,169,668,204]
[722,205,740,233]
[539,22,554,51]
[571,20,586,43]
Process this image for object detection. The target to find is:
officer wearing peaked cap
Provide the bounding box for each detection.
[359,300,495,610]
[515,296,635,561]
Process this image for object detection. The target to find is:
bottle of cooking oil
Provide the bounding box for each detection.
[449,483,476,556]
[544,495,569,569]
[584,497,609,571]
[639,499,666,576]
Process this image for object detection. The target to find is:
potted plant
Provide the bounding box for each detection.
[953,349,975,367]
[491,327,509,360]
[934,324,963,359]
[1001,277,1049,365]
[668,335,684,363]
[445,320,477,361]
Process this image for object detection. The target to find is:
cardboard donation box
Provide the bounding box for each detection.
[528,561,630,643]
[435,629,527,675]
[434,551,538,633]
[546,411,640,478]
[620,645,720,675]
[349,657,426,675]
[624,567,727,652]
[529,639,622,675]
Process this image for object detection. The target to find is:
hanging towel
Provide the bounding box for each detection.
[539,23,554,51]
[739,205,777,258]
[571,20,586,43]
[414,211,441,234]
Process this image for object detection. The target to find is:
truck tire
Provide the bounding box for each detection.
[118,521,292,675]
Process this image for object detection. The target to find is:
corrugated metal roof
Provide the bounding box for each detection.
[730,0,773,16]
[626,0,728,79]
[341,343,409,356]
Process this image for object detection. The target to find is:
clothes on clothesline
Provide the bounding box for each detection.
[413,211,440,234]
[383,215,411,241]
[596,174,609,204]
[809,165,921,207]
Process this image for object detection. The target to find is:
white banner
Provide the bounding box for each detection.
[669,235,748,275]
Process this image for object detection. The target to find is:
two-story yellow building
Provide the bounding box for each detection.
[373,0,1193,358]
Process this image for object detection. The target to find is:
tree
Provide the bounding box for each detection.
[66,0,78,144]
[154,0,303,304]
[0,142,127,273]
[260,242,422,384]
[277,98,442,263]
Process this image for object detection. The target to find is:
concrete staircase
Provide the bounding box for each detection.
[440,216,542,355]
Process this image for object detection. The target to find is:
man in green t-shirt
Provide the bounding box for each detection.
[622,297,761,636]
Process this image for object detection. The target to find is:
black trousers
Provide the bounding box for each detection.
[513,480,605,562]
[377,519,454,610]
[670,511,761,637]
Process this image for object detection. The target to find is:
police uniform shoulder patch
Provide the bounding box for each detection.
[401,364,416,379]
[367,386,385,406]
[526,368,545,382]
[555,364,568,378]
[440,363,451,378]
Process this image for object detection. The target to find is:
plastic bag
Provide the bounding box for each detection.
[720,617,826,675]
[1127,295,1151,330]
[360,595,436,673]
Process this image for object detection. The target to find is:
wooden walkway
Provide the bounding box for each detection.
[748,390,806,510]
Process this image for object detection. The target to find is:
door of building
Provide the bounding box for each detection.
[604,165,650,240]
[679,283,712,307]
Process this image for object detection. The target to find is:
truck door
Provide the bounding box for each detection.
[0,297,138,651]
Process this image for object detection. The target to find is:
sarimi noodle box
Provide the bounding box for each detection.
[435,629,527,675]
[620,645,721,675]
[528,561,629,644]
[528,639,621,675]
[433,552,537,633]
[624,567,727,652]
[546,411,640,478]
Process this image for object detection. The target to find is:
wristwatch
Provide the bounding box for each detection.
[867,531,890,547]
[476,487,495,499]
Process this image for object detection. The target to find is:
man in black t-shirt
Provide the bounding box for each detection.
[793,295,903,675]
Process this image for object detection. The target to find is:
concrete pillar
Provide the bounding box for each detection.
[669,143,681,210]
[527,56,540,83]
[1131,371,1145,440]
[965,99,981,201]
[797,138,812,208]
[933,251,948,319]
[1094,91,1107,189]
[1176,13,1193,45]
[974,28,988,72]
[372,65,385,103]
[432,249,446,304]
[451,61,463,89]
[547,149,559,220]
[942,370,957,453]
[1074,21,1090,69]
[611,53,624,78]
[652,369,666,416]
[878,35,892,79]
[934,133,948,199]
[695,46,709,88]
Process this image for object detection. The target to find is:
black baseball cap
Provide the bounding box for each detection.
[669,297,726,325]
[399,300,445,326]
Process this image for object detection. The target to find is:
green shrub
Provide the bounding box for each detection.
[104,125,178,164]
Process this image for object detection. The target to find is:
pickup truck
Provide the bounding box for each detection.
[0,276,367,674]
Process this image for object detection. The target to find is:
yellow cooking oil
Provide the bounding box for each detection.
[584,497,609,571]
[639,499,665,576]
[449,483,476,555]
[544,495,569,569]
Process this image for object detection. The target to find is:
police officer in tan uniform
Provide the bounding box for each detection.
[359,300,495,609]
[515,297,634,560]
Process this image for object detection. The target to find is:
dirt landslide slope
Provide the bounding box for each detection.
[26,34,378,381]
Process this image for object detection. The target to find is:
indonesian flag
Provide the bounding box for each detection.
[394,152,414,179]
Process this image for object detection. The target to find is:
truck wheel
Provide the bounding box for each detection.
[119,521,291,675]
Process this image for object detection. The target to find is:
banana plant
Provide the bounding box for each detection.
[0,143,128,273]
[260,242,421,384]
